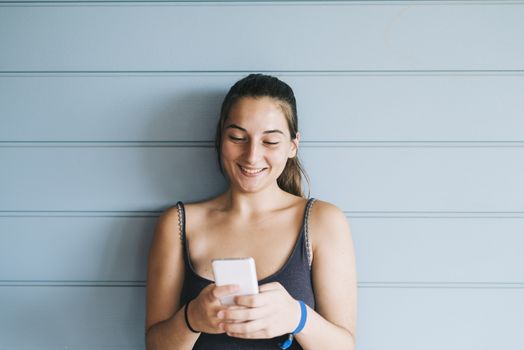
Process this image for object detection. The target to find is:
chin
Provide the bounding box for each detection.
[229,178,268,193]
[234,182,264,193]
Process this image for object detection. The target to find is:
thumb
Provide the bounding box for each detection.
[258,282,282,292]
[211,284,240,300]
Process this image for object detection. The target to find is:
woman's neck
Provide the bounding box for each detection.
[220,185,291,218]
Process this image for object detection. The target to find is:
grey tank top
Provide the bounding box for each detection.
[176,198,317,350]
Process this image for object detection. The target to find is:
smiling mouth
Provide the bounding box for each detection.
[238,164,267,175]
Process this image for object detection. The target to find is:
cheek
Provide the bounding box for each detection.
[269,149,291,166]
[221,143,239,161]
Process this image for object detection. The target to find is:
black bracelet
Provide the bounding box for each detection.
[184,299,200,333]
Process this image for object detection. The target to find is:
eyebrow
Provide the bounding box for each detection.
[225,124,285,135]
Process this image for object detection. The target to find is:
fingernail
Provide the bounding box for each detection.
[217,311,224,319]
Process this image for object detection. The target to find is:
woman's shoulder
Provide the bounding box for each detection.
[162,197,216,213]
[153,204,184,242]
[156,198,209,234]
[309,199,351,242]
[163,197,224,229]
[310,199,346,222]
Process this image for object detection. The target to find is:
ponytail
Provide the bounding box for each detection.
[277,157,309,197]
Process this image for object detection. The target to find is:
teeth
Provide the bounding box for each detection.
[240,166,264,174]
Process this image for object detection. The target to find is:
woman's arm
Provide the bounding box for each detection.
[145,207,200,349]
[295,200,357,349]
[145,206,238,349]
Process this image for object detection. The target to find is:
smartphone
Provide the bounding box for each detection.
[211,257,259,305]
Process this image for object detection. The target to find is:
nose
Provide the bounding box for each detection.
[244,140,261,164]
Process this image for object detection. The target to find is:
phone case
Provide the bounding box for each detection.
[211,257,259,305]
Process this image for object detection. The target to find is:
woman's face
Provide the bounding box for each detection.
[220,96,299,194]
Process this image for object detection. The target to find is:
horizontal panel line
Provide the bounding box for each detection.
[0,141,214,148]
[0,281,145,287]
[0,211,161,217]
[1,281,523,288]
[1,70,524,76]
[347,212,524,218]
[2,0,523,4]
[360,282,524,289]
[1,141,524,148]
[2,211,524,218]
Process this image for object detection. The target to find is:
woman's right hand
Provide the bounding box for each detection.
[187,283,240,334]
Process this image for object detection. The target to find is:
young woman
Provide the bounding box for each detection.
[145,74,357,349]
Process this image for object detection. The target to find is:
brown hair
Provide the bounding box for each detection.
[214,73,310,197]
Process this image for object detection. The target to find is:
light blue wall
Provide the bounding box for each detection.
[1,1,524,349]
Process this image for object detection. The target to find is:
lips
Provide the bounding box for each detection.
[238,164,267,175]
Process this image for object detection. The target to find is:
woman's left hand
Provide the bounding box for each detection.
[217,282,301,339]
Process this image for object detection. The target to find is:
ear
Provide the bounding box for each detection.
[289,132,300,158]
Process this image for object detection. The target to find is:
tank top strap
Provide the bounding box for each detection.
[175,201,195,271]
[303,197,317,269]
[175,201,186,242]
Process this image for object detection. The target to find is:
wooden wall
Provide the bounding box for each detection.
[1,1,523,348]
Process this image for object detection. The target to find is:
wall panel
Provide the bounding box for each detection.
[0,286,145,349]
[1,3,523,71]
[1,216,524,283]
[357,287,524,350]
[1,146,523,211]
[1,286,523,349]
[0,216,155,282]
[2,73,524,141]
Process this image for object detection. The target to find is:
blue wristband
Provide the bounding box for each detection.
[292,300,307,335]
[278,300,307,349]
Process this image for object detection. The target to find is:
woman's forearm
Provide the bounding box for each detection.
[145,305,200,350]
[294,305,355,350]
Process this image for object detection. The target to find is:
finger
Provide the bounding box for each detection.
[211,284,240,300]
[216,304,247,321]
[234,293,267,308]
[258,282,282,292]
[223,319,244,324]
[222,305,246,311]
[219,306,268,322]
[226,330,272,339]
[223,319,267,335]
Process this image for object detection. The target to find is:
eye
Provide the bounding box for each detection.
[228,135,246,142]
[264,141,280,146]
